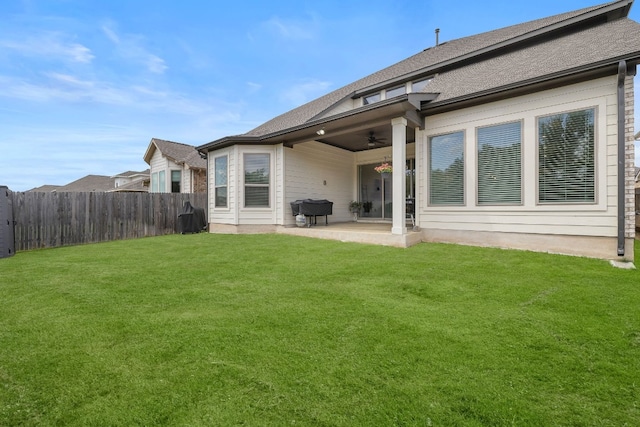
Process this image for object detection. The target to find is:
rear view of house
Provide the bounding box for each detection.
[197,0,639,260]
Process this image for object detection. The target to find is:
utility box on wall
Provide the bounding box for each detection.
[0,186,16,258]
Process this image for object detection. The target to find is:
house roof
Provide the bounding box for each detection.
[144,138,206,170]
[26,185,62,192]
[55,175,115,192]
[199,0,640,152]
[112,169,150,179]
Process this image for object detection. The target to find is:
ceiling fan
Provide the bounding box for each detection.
[367,131,387,149]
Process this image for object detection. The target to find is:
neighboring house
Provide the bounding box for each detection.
[111,170,150,192]
[197,0,640,260]
[27,170,149,193]
[143,138,207,193]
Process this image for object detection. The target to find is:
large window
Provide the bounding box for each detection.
[429,131,465,205]
[477,121,522,205]
[214,155,228,208]
[171,170,181,193]
[158,170,166,193]
[151,172,158,193]
[538,108,595,203]
[244,154,270,207]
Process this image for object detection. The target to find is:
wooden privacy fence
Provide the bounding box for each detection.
[11,192,208,251]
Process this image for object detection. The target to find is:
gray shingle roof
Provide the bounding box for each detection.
[148,138,206,170]
[55,175,115,192]
[241,1,638,139]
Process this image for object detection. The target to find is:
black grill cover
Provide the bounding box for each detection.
[290,199,333,216]
[178,201,207,233]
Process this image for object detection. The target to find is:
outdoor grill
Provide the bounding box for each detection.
[290,199,333,227]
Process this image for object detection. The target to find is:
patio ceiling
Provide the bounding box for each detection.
[271,94,434,152]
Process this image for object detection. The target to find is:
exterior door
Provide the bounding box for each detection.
[358,159,414,219]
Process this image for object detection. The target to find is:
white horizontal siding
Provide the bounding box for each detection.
[418,76,619,239]
[182,168,191,193]
[283,141,356,225]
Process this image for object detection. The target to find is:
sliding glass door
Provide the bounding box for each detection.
[358,159,415,219]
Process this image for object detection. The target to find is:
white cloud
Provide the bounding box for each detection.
[101,21,167,74]
[260,15,319,41]
[280,79,332,106]
[0,32,94,63]
[246,82,262,92]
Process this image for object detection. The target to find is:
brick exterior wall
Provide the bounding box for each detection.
[193,169,207,193]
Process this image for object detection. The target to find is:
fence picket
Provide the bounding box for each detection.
[9,192,207,251]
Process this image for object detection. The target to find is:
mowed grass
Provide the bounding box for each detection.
[0,234,638,426]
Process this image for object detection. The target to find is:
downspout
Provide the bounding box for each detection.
[616,60,627,256]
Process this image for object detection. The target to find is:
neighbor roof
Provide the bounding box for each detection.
[199,0,640,151]
[55,175,115,192]
[27,185,62,192]
[144,138,207,170]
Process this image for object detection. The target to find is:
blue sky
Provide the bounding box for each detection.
[1,0,639,191]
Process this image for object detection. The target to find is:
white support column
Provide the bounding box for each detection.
[391,117,407,235]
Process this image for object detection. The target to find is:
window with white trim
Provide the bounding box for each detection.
[428,131,465,206]
[411,78,432,92]
[244,154,270,207]
[214,155,228,208]
[151,172,158,192]
[538,108,595,203]
[363,93,381,105]
[477,121,522,205]
[386,85,405,99]
[158,170,166,193]
[171,170,181,193]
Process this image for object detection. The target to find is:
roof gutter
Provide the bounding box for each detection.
[616,60,627,256]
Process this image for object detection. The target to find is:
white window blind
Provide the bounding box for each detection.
[538,108,595,203]
[244,154,269,207]
[429,131,464,205]
[477,122,522,205]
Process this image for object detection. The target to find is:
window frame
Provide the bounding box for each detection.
[214,155,228,208]
[411,78,432,93]
[536,107,597,205]
[243,153,270,208]
[475,120,523,206]
[151,172,158,193]
[385,85,406,99]
[427,130,466,207]
[363,92,381,105]
[170,170,181,193]
[158,170,166,193]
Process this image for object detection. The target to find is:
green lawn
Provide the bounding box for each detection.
[0,234,638,426]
